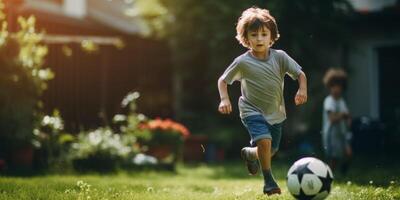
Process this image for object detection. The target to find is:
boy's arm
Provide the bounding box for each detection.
[328,112,351,124]
[217,77,232,114]
[295,71,307,105]
[328,112,346,123]
[343,102,352,127]
[346,113,352,127]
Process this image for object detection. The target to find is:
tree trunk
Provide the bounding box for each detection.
[172,67,183,120]
[169,38,184,121]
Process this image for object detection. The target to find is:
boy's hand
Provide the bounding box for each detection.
[342,112,350,119]
[295,88,307,105]
[345,145,353,158]
[218,98,232,114]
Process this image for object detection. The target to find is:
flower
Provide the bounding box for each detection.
[141,118,190,138]
[121,91,140,108]
[41,114,64,132]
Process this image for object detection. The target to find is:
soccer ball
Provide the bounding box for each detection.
[287,157,333,200]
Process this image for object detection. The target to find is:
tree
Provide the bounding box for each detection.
[0,10,51,147]
[135,0,353,143]
[0,0,130,169]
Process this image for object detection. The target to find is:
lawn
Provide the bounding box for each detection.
[0,157,399,200]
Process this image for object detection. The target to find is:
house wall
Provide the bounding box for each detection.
[42,38,173,132]
[347,27,400,120]
[11,7,174,132]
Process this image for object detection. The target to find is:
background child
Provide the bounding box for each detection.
[217,7,307,195]
[322,68,352,174]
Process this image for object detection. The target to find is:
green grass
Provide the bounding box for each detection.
[0,158,399,200]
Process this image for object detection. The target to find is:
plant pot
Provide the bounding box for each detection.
[72,155,118,172]
[183,135,208,162]
[11,145,33,168]
[147,145,173,160]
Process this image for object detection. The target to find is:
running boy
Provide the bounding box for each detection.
[217,7,307,195]
[322,68,352,174]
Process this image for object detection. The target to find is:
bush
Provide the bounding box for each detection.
[32,111,74,171]
[65,91,192,171]
[139,118,190,163]
[69,128,139,172]
[0,6,52,169]
[112,92,191,166]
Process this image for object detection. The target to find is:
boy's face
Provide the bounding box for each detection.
[330,85,343,98]
[246,26,272,53]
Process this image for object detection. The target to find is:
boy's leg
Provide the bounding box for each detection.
[328,158,337,171]
[257,139,271,170]
[341,144,352,174]
[241,145,278,175]
[341,160,350,175]
[256,139,281,195]
[240,115,267,176]
[242,147,278,159]
[241,147,259,175]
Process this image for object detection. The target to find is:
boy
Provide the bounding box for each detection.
[322,68,352,174]
[217,7,307,195]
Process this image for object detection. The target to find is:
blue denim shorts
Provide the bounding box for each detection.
[241,114,283,153]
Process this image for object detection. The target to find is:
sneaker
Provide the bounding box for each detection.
[240,147,259,175]
[263,187,281,196]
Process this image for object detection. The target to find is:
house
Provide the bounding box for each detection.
[345,0,400,134]
[4,0,174,132]
[4,0,399,139]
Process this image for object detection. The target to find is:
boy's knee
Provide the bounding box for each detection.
[256,138,272,149]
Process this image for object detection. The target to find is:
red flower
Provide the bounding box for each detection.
[141,118,190,138]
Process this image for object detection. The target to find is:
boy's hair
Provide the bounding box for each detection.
[323,68,348,90]
[236,7,280,48]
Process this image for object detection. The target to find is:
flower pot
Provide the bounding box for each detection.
[11,145,34,168]
[147,145,173,160]
[183,135,208,162]
[72,155,118,172]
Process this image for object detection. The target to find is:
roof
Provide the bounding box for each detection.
[348,1,400,28]
[348,0,399,13]
[86,0,150,35]
[16,0,150,35]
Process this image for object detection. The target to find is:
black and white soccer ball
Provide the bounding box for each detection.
[287,157,333,200]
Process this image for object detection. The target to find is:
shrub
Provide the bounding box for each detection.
[69,128,139,172]
[32,110,74,171]
[139,118,190,163]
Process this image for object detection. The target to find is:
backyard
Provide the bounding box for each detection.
[1,1,400,200]
[1,156,399,200]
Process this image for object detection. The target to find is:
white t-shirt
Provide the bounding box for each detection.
[322,95,349,137]
[322,95,351,157]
